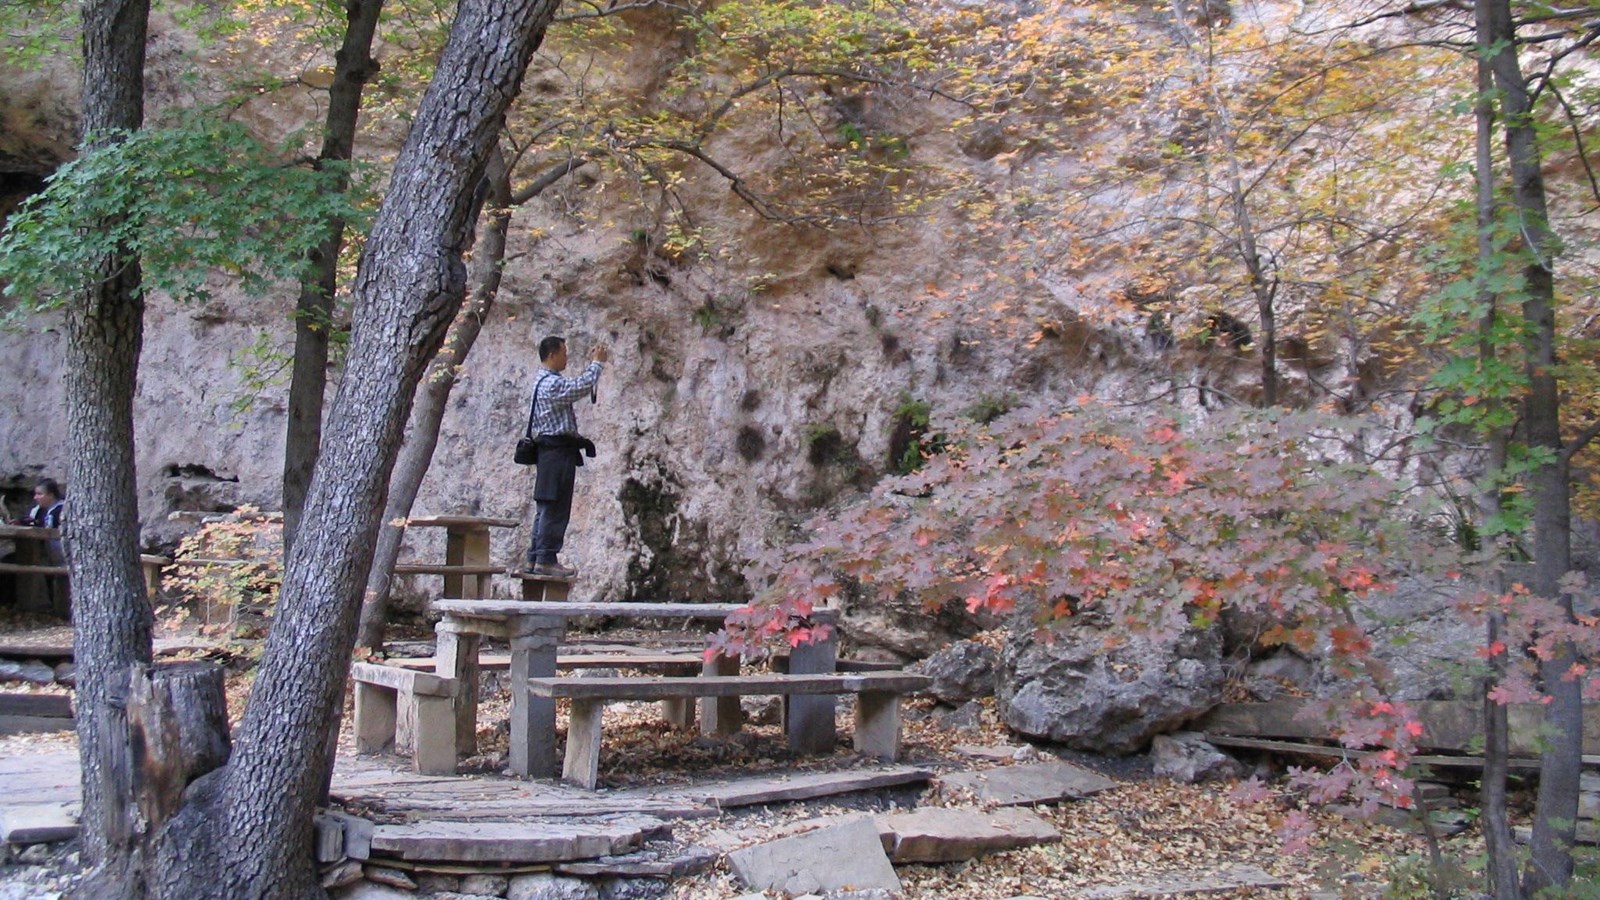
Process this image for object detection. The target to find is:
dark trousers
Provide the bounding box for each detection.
[528,445,579,566]
[530,494,573,566]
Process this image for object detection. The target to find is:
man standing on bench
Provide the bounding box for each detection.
[524,335,607,578]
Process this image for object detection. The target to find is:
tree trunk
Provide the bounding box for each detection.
[357,146,514,649]
[195,2,563,896]
[1470,15,1519,896]
[281,0,385,554]
[70,0,155,894]
[1480,0,1581,891]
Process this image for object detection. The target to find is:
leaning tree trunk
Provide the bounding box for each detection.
[281,0,385,554]
[141,2,564,896]
[357,146,514,649]
[1481,0,1581,892]
[70,0,156,895]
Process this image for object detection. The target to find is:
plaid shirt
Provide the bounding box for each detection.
[530,361,603,436]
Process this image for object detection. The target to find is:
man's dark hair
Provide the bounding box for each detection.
[37,478,61,500]
[538,336,566,361]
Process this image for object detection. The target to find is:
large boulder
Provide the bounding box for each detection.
[997,618,1225,754]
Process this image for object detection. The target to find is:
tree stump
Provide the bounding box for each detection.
[126,661,231,830]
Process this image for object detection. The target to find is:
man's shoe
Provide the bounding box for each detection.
[530,563,578,579]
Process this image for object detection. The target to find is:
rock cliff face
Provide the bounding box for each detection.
[0,4,1298,610]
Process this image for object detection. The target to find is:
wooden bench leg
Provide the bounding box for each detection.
[562,699,604,790]
[354,681,397,754]
[699,653,742,737]
[412,692,458,775]
[854,690,902,760]
[509,622,560,778]
[435,623,481,759]
[786,630,838,754]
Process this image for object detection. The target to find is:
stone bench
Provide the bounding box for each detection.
[351,662,459,775]
[526,671,932,789]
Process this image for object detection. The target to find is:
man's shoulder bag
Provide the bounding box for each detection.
[514,374,550,466]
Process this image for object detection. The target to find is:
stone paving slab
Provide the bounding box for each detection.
[936,759,1117,807]
[726,816,900,896]
[876,806,1060,862]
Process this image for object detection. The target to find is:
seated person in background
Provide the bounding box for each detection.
[17,479,65,529]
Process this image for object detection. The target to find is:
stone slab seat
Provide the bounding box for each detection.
[351,662,459,776]
[384,652,704,674]
[526,672,933,790]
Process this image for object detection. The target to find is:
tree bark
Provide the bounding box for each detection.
[357,146,515,649]
[70,0,154,894]
[202,2,562,896]
[281,0,385,554]
[1480,0,1581,892]
[1470,13,1519,895]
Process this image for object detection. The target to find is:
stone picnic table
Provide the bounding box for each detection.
[397,515,520,599]
[428,599,840,779]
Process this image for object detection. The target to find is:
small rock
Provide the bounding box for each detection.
[460,874,509,896]
[414,873,461,894]
[917,641,999,704]
[595,876,671,900]
[0,659,57,685]
[321,860,365,889]
[1150,732,1243,784]
[363,865,417,890]
[931,700,983,732]
[17,843,54,865]
[331,883,415,900]
[740,695,782,726]
[52,663,75,686]
[507,872,600,900]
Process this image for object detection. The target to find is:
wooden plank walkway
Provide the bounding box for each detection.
[0,746,931,830]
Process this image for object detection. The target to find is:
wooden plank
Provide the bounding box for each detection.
[1205,734,1600,770]
[526,673,931,701]
[0,563,68,575]
[1199,700,1600,755]
[0,694,72,717]
[0,716,77,737]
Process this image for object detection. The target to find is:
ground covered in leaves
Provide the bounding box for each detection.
[0,612,1516,898]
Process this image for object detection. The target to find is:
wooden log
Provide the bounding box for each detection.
[1199,700,1600,756]
[126,661,231,831]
